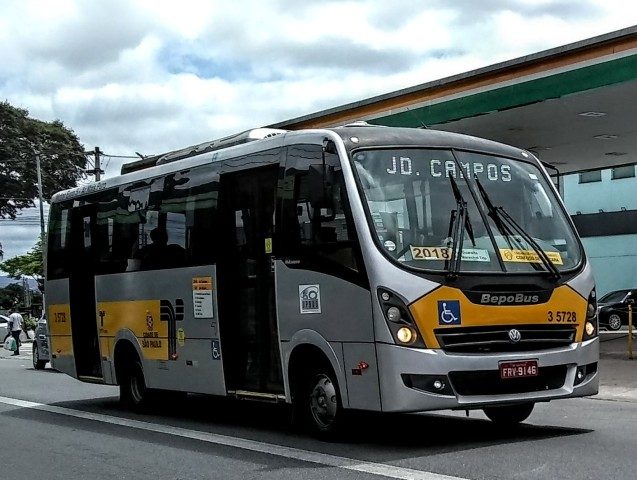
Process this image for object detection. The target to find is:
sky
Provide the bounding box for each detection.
[2,0,637,263]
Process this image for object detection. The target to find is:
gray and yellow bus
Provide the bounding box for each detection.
[45,124,599,435]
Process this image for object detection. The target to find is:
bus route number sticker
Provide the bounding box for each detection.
[192,276,214,319]
[299,285,321,314]
[410,246,490,262]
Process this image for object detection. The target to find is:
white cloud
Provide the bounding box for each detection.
[2,0,637,262]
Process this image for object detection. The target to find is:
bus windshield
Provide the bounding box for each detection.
[353,148,582,274]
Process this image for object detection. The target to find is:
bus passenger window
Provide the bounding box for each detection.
[47,204,71,279]
[139,227,186,270]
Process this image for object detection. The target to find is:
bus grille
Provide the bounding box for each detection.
[435,325,577,353]
[449,365,567,396]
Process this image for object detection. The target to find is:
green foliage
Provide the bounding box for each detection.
[0,283,24,309]
[0,238,44,292]
[23,316,37,330]
[0,101,87,220]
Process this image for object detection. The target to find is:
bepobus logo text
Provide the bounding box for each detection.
[480,293,540,305]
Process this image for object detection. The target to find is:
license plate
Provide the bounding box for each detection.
[499,360,538,379]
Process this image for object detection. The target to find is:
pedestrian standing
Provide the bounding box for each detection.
[8,311,23,356]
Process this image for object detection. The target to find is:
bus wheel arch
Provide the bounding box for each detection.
[288,344,346,437]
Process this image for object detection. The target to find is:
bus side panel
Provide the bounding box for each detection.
[95,265,226,395]
[46,278,77,378]
[275,261,381,411]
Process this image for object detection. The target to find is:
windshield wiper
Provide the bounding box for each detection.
[475,178,560,279]
[445,175,476,279]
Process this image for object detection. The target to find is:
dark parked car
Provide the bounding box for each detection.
[598,289,637,331]
[32,316,50,369]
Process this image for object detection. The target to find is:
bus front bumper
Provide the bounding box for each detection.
[376,338,599,412]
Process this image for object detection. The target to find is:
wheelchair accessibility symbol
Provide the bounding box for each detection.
[211,339,221,360]
[437,300,461,325]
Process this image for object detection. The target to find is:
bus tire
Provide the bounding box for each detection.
[120,360,153,410]
[483,402,534,425]
[32,342,46,370]
[296,366,345,438]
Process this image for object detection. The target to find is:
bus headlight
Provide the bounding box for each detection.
[396,326,416,344]
[378,288,426,348]
[583,288,598,341]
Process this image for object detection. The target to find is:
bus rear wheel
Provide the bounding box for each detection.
[32,343,46,370]
[120,360,153,410]
[483,403,534,425]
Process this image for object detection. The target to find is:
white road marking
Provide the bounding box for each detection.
[0,395,468,480]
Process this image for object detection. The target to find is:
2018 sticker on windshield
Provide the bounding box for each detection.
[410,246,490,262]
[499,249,563,265]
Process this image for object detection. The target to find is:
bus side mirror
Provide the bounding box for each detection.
[308,164,336,219]
[308,139,339,221]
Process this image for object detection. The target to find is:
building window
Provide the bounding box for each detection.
[578,170,602,184]
[611,165,635,180]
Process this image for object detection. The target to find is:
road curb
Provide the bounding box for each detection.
[593,386,637,403]
[0,341,34,361]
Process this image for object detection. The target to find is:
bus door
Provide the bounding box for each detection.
[218,165,283,394]
[69,205,103,379]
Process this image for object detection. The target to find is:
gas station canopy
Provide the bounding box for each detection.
[271,26,637,176]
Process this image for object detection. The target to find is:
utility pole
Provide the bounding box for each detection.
[36,153,46,315]
[85,146,104,182]
[22,277,31,309]
[36,153,46,240]
[94,146,102,181]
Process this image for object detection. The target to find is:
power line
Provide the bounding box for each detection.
[102,153,143,159]
[103,155,112,172]
[0,197,43,200]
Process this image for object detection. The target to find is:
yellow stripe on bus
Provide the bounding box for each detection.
[97,300,167,361]
[47,304,74,357]
[47,304,72,336]
[409,285,586,348]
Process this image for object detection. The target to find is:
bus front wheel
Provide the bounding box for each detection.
[296,368,345,437]
[483,403,534,425]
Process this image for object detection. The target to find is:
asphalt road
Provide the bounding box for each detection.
[1,357,636,480]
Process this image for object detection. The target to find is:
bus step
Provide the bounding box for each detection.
[229,390,286,403]
[77,375,105,384]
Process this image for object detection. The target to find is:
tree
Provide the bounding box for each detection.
[0,283,24,310]
[0,101,87,220]
[0,238,44,293]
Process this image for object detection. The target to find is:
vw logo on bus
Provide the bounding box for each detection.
[508,328,522,343]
